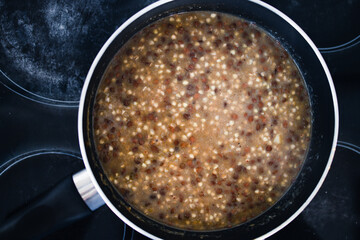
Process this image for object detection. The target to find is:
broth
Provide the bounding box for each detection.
[93,11,311,230]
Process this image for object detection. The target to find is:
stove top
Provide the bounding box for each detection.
[1,0,359,239]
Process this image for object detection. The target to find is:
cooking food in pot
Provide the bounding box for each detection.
[93,11,311,230]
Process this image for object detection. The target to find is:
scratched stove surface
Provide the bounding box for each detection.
[0,0,359,239]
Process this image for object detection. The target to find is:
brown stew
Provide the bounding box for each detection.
[93,11,311,230]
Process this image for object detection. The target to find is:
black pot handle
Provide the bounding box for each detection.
[0,169,105,239]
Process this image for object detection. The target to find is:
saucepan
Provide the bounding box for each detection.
[0,0,338,239]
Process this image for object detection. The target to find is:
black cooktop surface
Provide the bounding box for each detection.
[1,0,359,239]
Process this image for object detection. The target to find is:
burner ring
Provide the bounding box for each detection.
[336,140,360,155]
[319,34,360,54]
[0,70,79,107]
[0,149,82,174]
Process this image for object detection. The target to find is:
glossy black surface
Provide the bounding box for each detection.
[0,0,359,239]
[267,0,360,49]
[0,0,154,102]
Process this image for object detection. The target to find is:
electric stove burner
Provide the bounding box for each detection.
[0,150,133,240]
[0,150,84,222]
[268,142,360,240]
[266,0,360,50]
[0,0,152,105]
